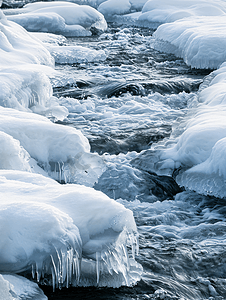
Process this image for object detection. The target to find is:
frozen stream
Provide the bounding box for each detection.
[38,24,226,300]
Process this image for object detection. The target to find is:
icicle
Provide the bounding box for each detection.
[50,254,58,289]
[51,267,56,292]
[72,251,80,285]
[122,244,130,272]
[36,262,42,282]
[31,263,35,279]
[96,252,100,285]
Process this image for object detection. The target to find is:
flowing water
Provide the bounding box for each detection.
[37,24,226,300]
[0,16,219,298]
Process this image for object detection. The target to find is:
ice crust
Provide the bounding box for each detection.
[4,1,107,36]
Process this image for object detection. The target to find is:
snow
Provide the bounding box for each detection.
[1,274,48,300]
[4,1,107,36]
[0,131,30,172]
[150,63,226,198]
[152,16,226,69]
[0,200,81,275]
[0,106,106,186]
[45,44,107,64]
[141,0,226,24]
[0,170,142,287]
[98,0,131,17]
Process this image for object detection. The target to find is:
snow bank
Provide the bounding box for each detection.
[0,170,142,287]
[152,16,226,69]
[98,0,131,17]
[0,201,81,277]
[4,1,107,36]
[150,64,226,198]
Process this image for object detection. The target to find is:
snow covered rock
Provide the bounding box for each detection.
[4,1,107,36]
[0,107,105,186]
[149,63,226,198]
[141,0,226,24]
[0,170,142,288]
[152,16,226,69]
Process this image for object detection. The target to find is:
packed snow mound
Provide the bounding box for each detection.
[0,107,105,186]
[0,170,142,287]
[152,16,226,69]
[1,274,47,300]
[151,63,226,198]
[98,0,131,17]
[177,138,226,199]
[4,1,107,36]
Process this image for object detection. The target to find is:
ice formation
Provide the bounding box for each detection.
[0,170,142,288]
[4,1,107,36]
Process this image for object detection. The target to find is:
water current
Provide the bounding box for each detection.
[40,24,225,299]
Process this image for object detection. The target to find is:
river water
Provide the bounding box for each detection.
[37,24,226,300]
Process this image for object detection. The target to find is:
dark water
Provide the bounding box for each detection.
[36,24,226,300]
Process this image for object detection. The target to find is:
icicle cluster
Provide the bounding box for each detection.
[31,246,81,292]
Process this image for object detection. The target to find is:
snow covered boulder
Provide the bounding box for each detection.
[0,200,82,284]
[0,107,105,186]
[152,16,226,69]
[98,0,131,18]
[0,11,53,67]
[0,170,142,288]
[4,1,107,36]
[149,63,226,199]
